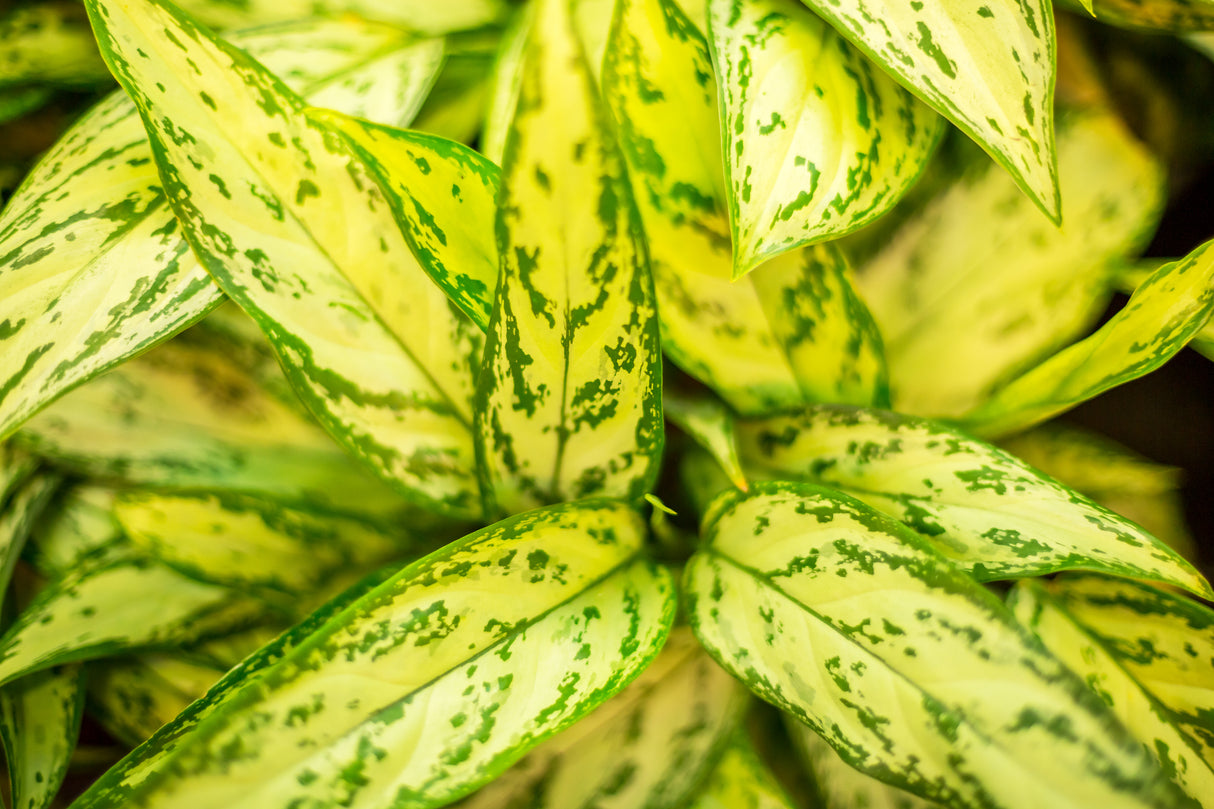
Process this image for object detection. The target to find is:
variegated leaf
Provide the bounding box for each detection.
[173,0,507,34]
[24,486,126,577]
[17,335,411,525]
[0,4,110,87]
[686,482,1187,809]
[481,3,534,165]
[0,17,448,444]
[687,730,797,809]
[787,718,940,809]
[0,665,85,809]
[0,558,264,688]
[0,472,60,598]
[665,390,749,491]
[86,0,488,517]
[475,0,663,515]
[462,627,747,809]
[603,0,887,414]
[736,405,1214,596]
[853,111,1166,419]
[1063,0,1214,30]
[309,110,501,330]
[87,654,226,747]
[709,0,941,276]
[796,0,1060,220]
[1010,579,1214,806]
[114,490,431,599]
[1031,576,1214,768]
[965,238,1214,437]
[72,499,675,809]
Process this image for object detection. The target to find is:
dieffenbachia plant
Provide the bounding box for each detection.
[0,0,1210,807]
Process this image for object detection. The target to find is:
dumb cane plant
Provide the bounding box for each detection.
[0,0,1213,807]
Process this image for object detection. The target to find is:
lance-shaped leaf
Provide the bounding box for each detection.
[964,239,1214,437]
[796,0,1060,220]
[787,717,941,809]
[1010,579,1214,806]
[0,472,60,598]
[1028,576,1214,768]
[0,665,85,809]
[71,499,675,809]
[174,0,509,35]
[114,490,431,600]
[685,482,1187,809]
[708,0,941,277]
[852,111,1165,419]
[0,17,448,444]
[687,731,797,809]
[736,405,1213,596]
[665,390,749,491]
[482,3,535,165]
[308,111,501,330]
[0,558,264,688]
[86,0,488,517]
[17,335,411,525]
[462,627,747,809]
[475,0,663,515]
[603,0,887,414]
[0,4,110,88]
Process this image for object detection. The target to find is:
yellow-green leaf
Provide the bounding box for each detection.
[796,0,1061,221]
[665,390,749,491]
[686,482,1186,809]
[24,486,126,578]
[1010,578,1214,807]
[965,238,1214,437]
[71,499,675,809]
[0,4,110,88]
[0,472,60,599]
[174,0,509,35]
[737,405,1214,597]
[475,0,663,515]
[1065,0,1214,31]
[0,665,85,809]
[87,654,225,748]
[481,3,534,165]
[709,0,941,277]
[687,730,797,809]
[409,34,497,143]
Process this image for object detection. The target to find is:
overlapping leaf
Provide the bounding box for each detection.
[71,499,675,809]
[1010,578,1214,806]
[737,405,1213,595]
[0,17,447,445]
[603,0,887,415]
[796,0,1060,220]
[965,238,1214,436]
[708,0,941,276]
[686,482,1186,809]
[687,731,796,809]
[475,0,663,515]
[87,654,226,747]
[852,111,1165,419]
[0,665,84,809]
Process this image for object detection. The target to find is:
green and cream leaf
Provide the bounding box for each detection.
[687,730,797,809]
[0,665,85,809]
[0,472,61,598]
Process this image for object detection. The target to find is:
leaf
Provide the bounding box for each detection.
[681,448,739,518]
[113,490,430,600]
[687,731,797,809]
[409,34,497,143]
[1010,578,1214,806]
[786,718,940,809]
[16,334,412,525]
[308,110,501,330]
[0,443,37,505]
[964,238,1214,437]
[1067,0,1214,31]
[0,665,85,809]
[602,0,887,414]
[0,4,111,88]
[852,111,1166,419]
[24,486,126,578]
[708,0,941,277]
[0,86,53,125]
[462,627,746,809]
[87,654,226,747]
[481,3,534,165]
[174,0,509,35]
[0,16,448,445]
[685,482,1187,809]
[665,390,749,491]
[736,405,1214,597]
[87,0,490,517]
[72,499,675,809]
[1027,576,1214,769]
[475,0,663,515]
[0,558,264,688]
[796,0,1060,221]
[0,472,61,598]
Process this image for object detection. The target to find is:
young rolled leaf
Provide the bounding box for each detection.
[664,390,749,491]
[736,405,1214,597]
[71,499,675,809]
[685,482,1187,809]
[0,665,85,809]
[796,0,1060,221]
[603,0,887,414]
[1010,578,1214,806]
[85,0,484,517]
[0,17,447,445]
[87,654,226,747]
[462,627,747,809]
[475,0,663,515]
[852,111,1165,419]
[708,0,941,277]
[687,730,797,809]
[308,111,501,330]
[964,238,1214,437]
